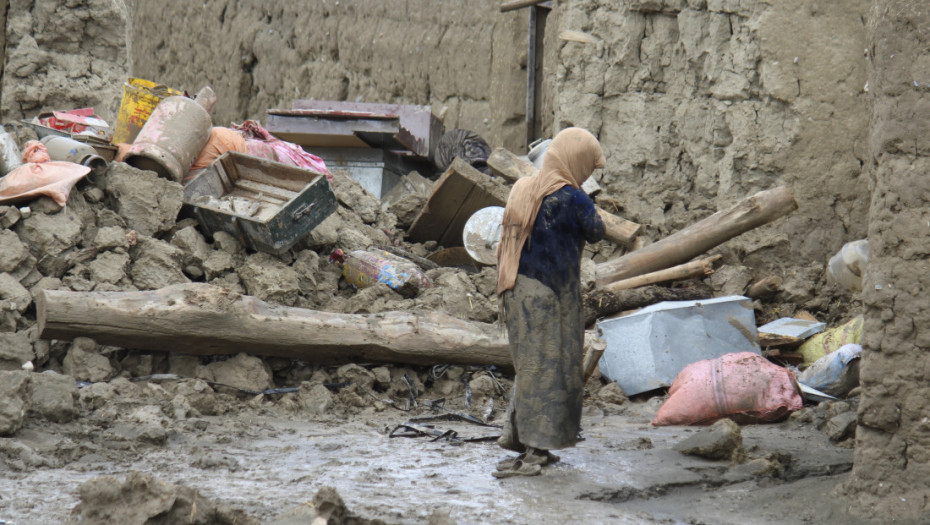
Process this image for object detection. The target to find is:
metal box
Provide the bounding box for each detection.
[183,152,336,254]
[311,147,427,200]
[596,296,761,396]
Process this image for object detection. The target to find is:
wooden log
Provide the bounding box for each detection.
[582,285,712,327]
[596,187,798,287]
[486,147,641,246]
[37,284,512,369]
[582,335,606,383]
[602,255,721,293]
[501,0,548,12]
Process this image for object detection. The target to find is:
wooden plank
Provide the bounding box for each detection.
[501,0,549,12]
[407,158,510,246]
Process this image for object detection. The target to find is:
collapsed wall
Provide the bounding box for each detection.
[127,0,529,151]
[547,0,871,290]
[842,1,930,520]
[0,0,130,122]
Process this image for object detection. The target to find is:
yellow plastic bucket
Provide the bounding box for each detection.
[112,78,183,144]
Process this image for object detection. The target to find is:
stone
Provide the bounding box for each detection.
[674,418,745,461]
[202,353,274,392]
[129,237,189,290]
[62,337,115,383]
[0,206,21,229]
[0,229,29,272]
[88,251,130,284]
[0,272,31,332]
[15,205,84,258]
[103,163,183,236]
[826,411,858,442]
[93,226,130,252]
[598,382,629,405]
[0,370,30,436]
[237,253,300,306]
[0,331,34,370]
[212,231,243,254]
[171,226,212,265]
[28,371,78,423]
[202,251,238,280]
[297,382,333,416]
[336,364,376,391]
[83,186,105,203]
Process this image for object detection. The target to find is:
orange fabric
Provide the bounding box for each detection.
[22,141,50,163]
[114,143,131,162]
[0,161,90,206]
[495,128,605,294]
[191,127,248,170]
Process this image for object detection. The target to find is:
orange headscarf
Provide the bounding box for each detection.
[495,127,605,294]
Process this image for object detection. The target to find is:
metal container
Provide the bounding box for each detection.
[124,90,213,182]
[183,152,337,254]
[597,296,761,396]
[462,206,504,266]
[40,135,108,175]
[312,147,431,199]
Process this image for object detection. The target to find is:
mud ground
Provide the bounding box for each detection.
[0,366,866,524]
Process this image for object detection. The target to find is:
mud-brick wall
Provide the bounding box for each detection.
[127,0,529,150]
[0,0,131,122]
[547,0,871,284]
[842,1,930,521]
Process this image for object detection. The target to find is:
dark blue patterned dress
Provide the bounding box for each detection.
[500,186,605,451]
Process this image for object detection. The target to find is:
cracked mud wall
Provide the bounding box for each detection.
[127,0,529,150]
[0,0,130,122]
[842,1,930,521]
[547,0,871,272]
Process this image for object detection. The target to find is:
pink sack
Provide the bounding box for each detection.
[233,120,333,183]
[652,352,803,426]
[22,141,51,163]
[0,161,91,207]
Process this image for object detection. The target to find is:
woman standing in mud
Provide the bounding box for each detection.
[494,127,606,478]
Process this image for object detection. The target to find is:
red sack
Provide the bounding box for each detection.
[652,352,803,426]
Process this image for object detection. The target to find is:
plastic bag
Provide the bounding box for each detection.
[826,240,868,292]
[798,316,863,369]
[797,344,862,397]
[233,120,333,183]
[329,248,433,298]
[191,127,248,171]
[0,161,91,206]
[652,352,803,426]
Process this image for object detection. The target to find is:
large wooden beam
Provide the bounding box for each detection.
[582,284,711,327]
[596,187,798,287]
[37,284,511,368]
[486,147,641,246]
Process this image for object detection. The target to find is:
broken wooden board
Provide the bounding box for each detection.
[758,332,803,347]
[486,147,641,247]
[36,284,512,369]
[407,157,511,247]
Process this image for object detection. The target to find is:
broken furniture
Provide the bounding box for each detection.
[36,283,511,368]
[407,158,511,247]
[486,147,641,247]
[183,151,336,255]
[597,295,761,396]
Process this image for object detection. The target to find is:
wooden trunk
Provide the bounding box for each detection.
[37,284,512,369]
[582,285,712,327]
[595,187,798,286]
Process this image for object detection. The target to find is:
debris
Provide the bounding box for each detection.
[313,147,421,199]
[0,371,29,436]
[582,283,712,326]
[0,126,23,174]
[487,148,640,246]
[595,186,799,287]
[37,283,511,368]
[462,206,504,265]
[798,315,863,368]
[34,107,111,141]
[112,77,184,144]
[40,135,107,175]
[184,152,337,254]
[124,87,214,182]
[233,120,332,182]
[281,100,444,160]
[745,275,783,299]
[329,248,434,298]
[601,255,721,292]
[798,343,862,397]
[434,128,491,174]
[826,239,868,292]
[582,332,607,383]
[758,317,827,340]
[652,352,803,426]
[598,296,760,396]
[826,411,858,442]
[0,152,90,207]
[407,157,510,246]
[673,418,745,461]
